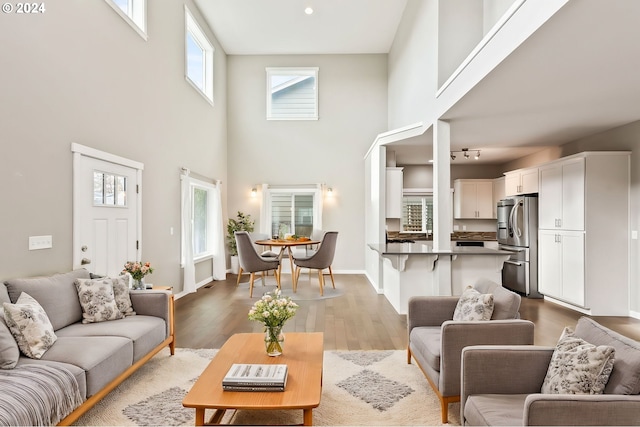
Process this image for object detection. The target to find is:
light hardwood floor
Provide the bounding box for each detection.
[174,273,640,349]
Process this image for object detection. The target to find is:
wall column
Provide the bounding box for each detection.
[433,119,452,295]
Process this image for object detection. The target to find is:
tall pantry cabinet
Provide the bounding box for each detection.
[537,152,630,315]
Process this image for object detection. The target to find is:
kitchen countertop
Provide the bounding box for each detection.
[368,242,510,256]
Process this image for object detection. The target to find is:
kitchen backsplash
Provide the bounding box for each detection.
[388,231,497,241]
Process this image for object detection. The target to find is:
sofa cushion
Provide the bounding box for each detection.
[454,286,494,321]
[57,315,166,362]
[3,293,57,359]
[75,278,124,324]
[574,316,640,395]
[0,285,10,305]
[464,394,528,426]
[4,269,90,330]
[0,314,19,369]
[541,327,615,395]
[112,276,135,317]
[409,326,441,372]
[40,335,133,397]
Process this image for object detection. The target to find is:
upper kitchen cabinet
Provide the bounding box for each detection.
[453,179,494,219]
[504,167,539,196]
[538,158,585,231]
[386,167,403,218]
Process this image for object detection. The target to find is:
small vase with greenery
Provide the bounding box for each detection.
[227,211,255,256]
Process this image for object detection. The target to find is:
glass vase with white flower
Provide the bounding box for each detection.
[248,289,298,356]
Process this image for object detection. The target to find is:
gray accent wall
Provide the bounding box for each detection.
[0,1,227,293]
[227,54,388,272]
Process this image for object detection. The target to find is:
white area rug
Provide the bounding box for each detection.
[74,348,460,426]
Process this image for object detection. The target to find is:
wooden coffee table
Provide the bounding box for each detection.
[182,332,324,426]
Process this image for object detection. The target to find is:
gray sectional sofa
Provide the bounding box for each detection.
[0,269,175,425]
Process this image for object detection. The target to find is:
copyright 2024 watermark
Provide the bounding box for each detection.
[2,2,46,14]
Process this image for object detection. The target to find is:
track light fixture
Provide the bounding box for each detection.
[450,148,481,161]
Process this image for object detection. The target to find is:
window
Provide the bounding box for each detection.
[192,187,208,256]
[266,67,319,120]
[104,0,147,40]
[185,6,214,104]
[402,195,433,233]
[263,185,323,238]
[93,171,127,207]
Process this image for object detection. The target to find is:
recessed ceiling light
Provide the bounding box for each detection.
[305,7,314,15]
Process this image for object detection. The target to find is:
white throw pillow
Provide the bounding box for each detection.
[453,286,494,321]
[541,327,615,394]
[3,292,57,359]
[75,278,124,324]
[112,276,136,317]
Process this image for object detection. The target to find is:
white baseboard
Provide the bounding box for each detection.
[630,310,640,320]
[174,276,212,300]
[542,296,592,316]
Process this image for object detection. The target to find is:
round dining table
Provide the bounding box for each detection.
[254,239,321,277]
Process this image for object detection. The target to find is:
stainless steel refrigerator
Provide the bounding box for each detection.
[497,195,542,298]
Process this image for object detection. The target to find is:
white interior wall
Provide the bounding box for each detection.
[0,1,227,293]
[226,54,388,272]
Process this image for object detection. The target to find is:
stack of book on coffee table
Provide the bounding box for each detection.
[222,364,288,392]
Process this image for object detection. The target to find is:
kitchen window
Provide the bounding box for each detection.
[401,194,433,233]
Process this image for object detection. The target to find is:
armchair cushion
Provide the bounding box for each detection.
[574,316,640,395]
[453,286,494,321]
[541,327,615,395]
[408,326,441,371]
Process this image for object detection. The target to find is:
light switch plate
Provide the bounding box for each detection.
[29,235,52,250]
[632,230,638,240]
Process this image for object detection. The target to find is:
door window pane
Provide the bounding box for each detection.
[93,171,127,207]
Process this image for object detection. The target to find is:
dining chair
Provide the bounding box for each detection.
[292,231,338,295]
[235,231,281,297]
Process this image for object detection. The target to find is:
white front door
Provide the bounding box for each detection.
[72,144,143,276]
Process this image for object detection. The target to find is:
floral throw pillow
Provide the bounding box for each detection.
[453,286,494,321]
[75,278,124,324]
[541,327,615,394]
[3,292,57,359]
[112,276,136,317]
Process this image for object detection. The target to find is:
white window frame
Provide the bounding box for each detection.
[185,6,214,105]
[182,178,217,263]
[104,0,147,40]
[266,67,319,120]
[260,184,323,237]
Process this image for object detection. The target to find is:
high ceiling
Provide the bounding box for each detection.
[193,0,408,55]
[195,0,640,166]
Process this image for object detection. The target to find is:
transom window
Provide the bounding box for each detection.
[185,6,214,104]
[104,0,147,40]
[93,171,127,207]
[266,67,319,120]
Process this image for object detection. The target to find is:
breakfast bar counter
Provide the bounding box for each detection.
[367,243,511,314]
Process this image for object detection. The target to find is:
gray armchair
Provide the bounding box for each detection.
[461,317,640,425]
[235,231,281,297]
[407,278,535,423]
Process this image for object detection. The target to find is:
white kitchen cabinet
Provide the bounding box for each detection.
[385,167,403,219]
[538,158,584,230]
[537,152,630,315]
[453,179,494,219]
[538,230,585,307]
[493,176,505,218]
[504,167,539,196]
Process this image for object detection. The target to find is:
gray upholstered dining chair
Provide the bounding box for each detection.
[235,231,281,297]
[292,231,338,296]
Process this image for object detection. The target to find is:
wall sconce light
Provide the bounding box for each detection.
[251,187,257,197]
[450,148,481,161]
[326,187,333,197]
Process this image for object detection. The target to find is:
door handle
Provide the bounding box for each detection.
[504,260,522,266]
[81,258,91,265]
